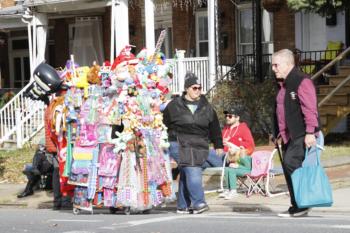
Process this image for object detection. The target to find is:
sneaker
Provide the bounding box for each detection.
[176,208,191,214]
[224,190,238,200]
[292,208,310,217]
[192,203,209,214]
[278,206,309,217]
[218,189,229,198]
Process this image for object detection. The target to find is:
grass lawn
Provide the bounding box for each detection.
[0,147,35,183]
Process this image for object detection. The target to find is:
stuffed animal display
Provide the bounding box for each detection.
[43,45,176,214]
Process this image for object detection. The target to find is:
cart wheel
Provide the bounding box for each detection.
[124,207,131,215]
[109,207,117,214]
[73,207,80,215]
[142,209,151,214]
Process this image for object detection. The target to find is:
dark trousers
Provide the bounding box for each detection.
[52,154,62,207]
[282,136,306,208]
[23,169,41,192]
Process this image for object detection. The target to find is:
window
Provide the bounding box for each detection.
[238,8,253,55]
[237,6,273,55]
[69,17,104,66]
[196,11,208,57]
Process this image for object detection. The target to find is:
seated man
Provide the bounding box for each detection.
[211,107,255,199]
[203,106,255,168]
[17,143,53,198]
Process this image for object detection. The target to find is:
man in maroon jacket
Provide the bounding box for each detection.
[272,49,320,218]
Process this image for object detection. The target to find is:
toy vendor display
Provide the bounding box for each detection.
[25,42,176,214]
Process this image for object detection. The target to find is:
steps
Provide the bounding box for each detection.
[317,65,350,135]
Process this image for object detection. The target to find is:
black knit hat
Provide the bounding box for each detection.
[184,72,200,89]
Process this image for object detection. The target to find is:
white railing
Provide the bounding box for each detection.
[167,57,210,94]
[0,81,45,148]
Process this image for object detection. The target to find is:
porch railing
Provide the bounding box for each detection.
[217,49,342,82]
[167,57,210,94]
[0,81,45,148]
[294,49,342,76]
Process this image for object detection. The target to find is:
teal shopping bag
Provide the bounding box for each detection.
[291,146,333,208]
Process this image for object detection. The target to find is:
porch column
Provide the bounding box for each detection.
[208,0,216,88]
[145,0,155,53]
[22,8,34,79]
[115,0,129,56]
[110,0,116,61]
[34,13,48,67]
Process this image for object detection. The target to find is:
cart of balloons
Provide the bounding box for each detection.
[25,42,177,215]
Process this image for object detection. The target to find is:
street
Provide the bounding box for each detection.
[1,208,350,233]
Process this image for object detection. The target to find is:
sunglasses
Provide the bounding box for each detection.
[191,86,202,91]
[225,114,236,119]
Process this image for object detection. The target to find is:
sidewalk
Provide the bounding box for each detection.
[1,156,350,214]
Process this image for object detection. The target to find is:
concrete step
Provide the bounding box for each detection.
[0,139,17,150]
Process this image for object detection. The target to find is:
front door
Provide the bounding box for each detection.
[9,37,30,88]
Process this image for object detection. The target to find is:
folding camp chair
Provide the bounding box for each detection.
[208,149,288,196]
[245,150,271,197]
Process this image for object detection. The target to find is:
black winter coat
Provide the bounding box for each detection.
[163,94,223,166]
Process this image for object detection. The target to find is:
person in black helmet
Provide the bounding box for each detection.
[24,63,63,105]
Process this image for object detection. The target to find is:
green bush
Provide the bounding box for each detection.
[0,91,15,109]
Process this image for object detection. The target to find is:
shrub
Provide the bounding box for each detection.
[208,78,277,143]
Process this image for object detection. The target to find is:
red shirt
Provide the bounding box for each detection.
[222,122,255,155]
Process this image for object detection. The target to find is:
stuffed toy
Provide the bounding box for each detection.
[87,64,101,85]
[74,66,90,98]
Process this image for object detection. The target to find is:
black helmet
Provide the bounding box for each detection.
[33,63,62,94]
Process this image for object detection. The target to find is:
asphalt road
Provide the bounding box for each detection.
[1,208,350,233]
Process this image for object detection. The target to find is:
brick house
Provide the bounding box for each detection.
[0,0,348,90]
[1,0,349,147]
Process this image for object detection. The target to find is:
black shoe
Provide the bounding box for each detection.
[278,206,309,217]
[192,203,209,214]
[17,190,34,198]
[176,208,191,214]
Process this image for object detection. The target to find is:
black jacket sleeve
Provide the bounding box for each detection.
[162,104,171,128]
[208,108,224,149]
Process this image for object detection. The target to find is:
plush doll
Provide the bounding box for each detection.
[74,66,90,98]
[159,130,170,149]
[110,131,133,153]
[87,64,101,85]
[111,45,138,70]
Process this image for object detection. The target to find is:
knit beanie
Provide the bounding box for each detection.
[184,72,199,89]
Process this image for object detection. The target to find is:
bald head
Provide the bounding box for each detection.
[271,49,295,79]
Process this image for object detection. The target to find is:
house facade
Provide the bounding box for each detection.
[1,0,349,148]
[0,0,348,91]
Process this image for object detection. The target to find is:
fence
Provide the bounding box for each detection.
[167,57,210,94]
